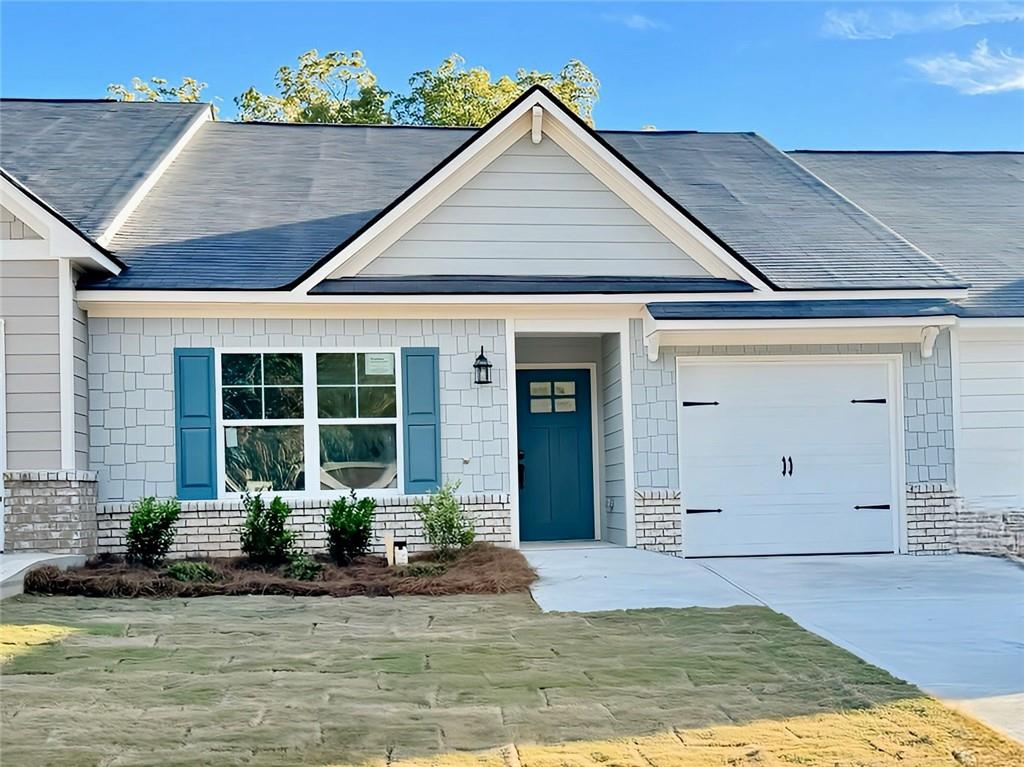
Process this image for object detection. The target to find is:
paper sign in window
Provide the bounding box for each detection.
[554,398,576,412]
[529,382,552,396]
[554,381,576,396]
[363,353,395,377]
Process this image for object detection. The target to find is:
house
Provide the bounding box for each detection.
[1,87,1021,559]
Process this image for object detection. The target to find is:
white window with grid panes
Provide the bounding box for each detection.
[217,350,401,496]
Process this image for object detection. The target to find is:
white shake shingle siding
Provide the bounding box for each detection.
[87,317,509,503]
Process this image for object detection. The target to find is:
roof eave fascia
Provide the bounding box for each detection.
[289,85,775,295]
[95,103,213,248]
[0,169,123,274]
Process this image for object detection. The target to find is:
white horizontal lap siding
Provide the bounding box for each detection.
[356,135,712,279]
[0,259,62,469]
[73,293,89,470]
[601,333,627,544]
[958,336,1024,510]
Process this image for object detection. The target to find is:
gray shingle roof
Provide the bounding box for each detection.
[1,98,969,293]
[99,121,474,289]
[602,132,959,291]
[646,298,960,320]
[0,99,208,239]
[790,151,1024,317]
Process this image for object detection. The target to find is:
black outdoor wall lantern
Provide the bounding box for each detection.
[473,346,493,385]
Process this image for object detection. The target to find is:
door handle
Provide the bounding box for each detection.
[782,456,787,477]
[518,450,525,489]
[787,456,793,476]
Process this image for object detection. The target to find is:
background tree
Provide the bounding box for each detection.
[110,51,600,127]
[392,55,599,127]
[235,49,390,124]
[108,76,208,104]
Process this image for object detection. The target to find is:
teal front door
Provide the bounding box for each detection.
[517,369,595,541]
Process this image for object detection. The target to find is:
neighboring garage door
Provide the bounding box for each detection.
[958,334,1024,512]
[679,359,897,557]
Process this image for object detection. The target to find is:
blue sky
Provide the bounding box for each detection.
[2,1,1022,149]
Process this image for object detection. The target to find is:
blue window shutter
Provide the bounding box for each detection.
[174,348,217,500]
[402,347,442,494]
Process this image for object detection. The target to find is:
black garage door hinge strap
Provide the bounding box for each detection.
[854,504,891,510]
[686,508,722,514]
[682,401,719,407]
[851,398,887,404]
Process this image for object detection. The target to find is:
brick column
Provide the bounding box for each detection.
[3,470,98,554]
[905,482,959,554]
[634,489,682,554]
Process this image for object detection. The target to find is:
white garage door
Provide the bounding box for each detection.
[958,335,1024,512]
[679,359,896,557]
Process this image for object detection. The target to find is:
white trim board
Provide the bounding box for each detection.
[294,89,770,293]
[75,288,970,312]
[0,176,121,275]
[516,362,602,543]
[674,353,907,556]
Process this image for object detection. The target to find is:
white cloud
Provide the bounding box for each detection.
[601,13,668,31]
[910,39,1024,93]
[823,3,1024,40]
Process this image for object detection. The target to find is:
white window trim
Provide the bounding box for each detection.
[214,348,404,501]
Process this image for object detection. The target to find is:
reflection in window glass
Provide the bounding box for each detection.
[222,352,303,420]
[264,387,304,419]
[554,397,576,412]
[318,386,356,418]
[316,352,397,419]
[222,353,261,386]
[358,386,397,418]
[317,353,355,385]
[263,353,302,385]
[554,381,576,396]
[224,425,304,492]
[529,381,552,396]
[223,387,262,420]
[320,424,398,489]
[530,398,553,413]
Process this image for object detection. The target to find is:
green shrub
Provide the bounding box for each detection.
[165,561,219,583]
[325,490,376,564]
[416,481,475,559]
[239,493,295,566]
[284,551,322,581]
[125,497,181,567]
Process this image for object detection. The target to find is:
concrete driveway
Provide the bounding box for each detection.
[525,548,1024,741]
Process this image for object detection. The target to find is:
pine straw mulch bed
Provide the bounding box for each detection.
[23,543,536,599]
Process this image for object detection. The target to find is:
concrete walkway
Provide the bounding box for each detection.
[0,552,85,600]
[525,547,1024,741]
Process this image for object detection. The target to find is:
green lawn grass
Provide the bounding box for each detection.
[2,593,1019,766]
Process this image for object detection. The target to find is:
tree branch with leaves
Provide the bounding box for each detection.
[109,50,600,127]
